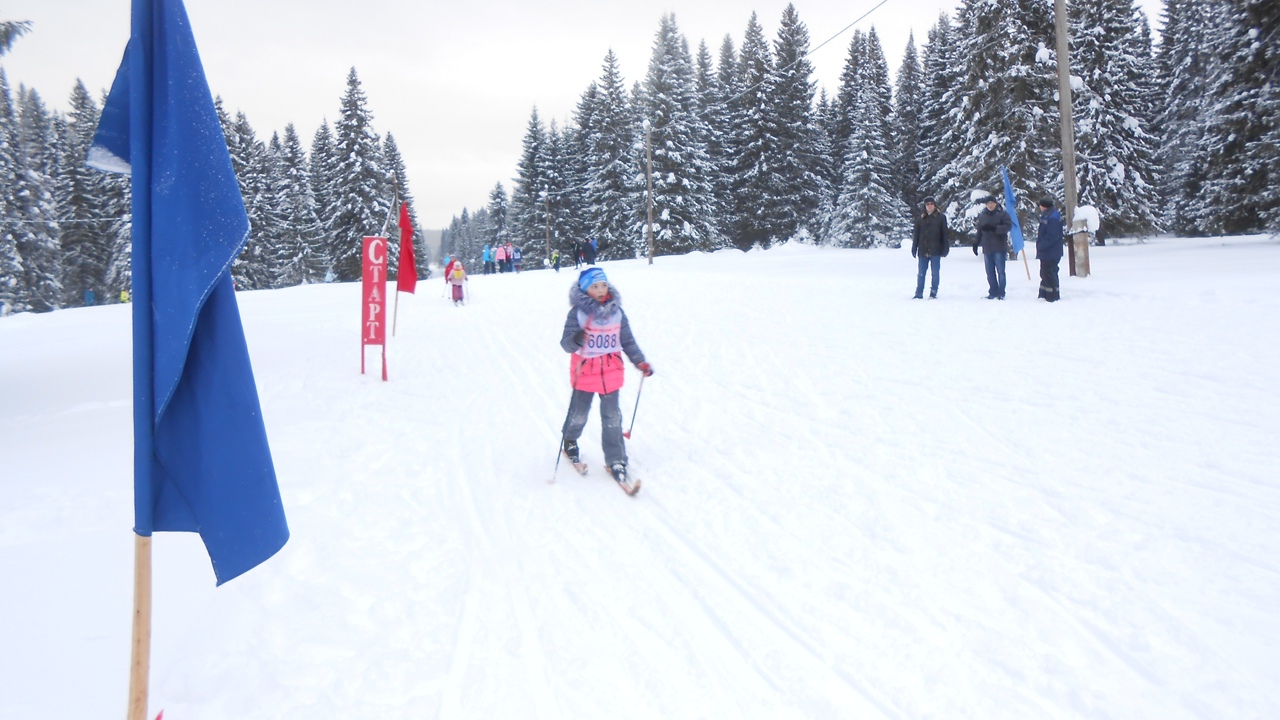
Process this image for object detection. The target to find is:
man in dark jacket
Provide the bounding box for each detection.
[911,197,949,299]
[973,196,1013,299]
[1036,198,1064,302]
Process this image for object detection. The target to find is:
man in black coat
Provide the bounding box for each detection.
[911,197,949,299]
[973,196,1013,299]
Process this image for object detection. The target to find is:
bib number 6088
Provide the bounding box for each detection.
[588,333,619,350]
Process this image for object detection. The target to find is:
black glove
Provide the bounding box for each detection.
[571,329,586,348]
[911,247,918,259]
[972,244,979,255]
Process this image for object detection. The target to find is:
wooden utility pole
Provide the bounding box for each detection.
[644,120,655,265]
[1054,0,1090,277]
[543,190,552,263]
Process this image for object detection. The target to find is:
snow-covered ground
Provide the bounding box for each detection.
[3,235,1279,719]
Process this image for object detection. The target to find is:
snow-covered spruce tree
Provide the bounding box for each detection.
[579,51,641,261]
[0,71,25,314]
[328,68,391,282]
[1154,0,1221,234]
[94,91,132,302]
[831,30,867,167]
[278,123,323,284]
[816,29,867,242]
[0,20,31,56]
[510,107,549,253]
[1067,0,1161,238]
[636,13,721,256]
[309,121,338,277]
[916,14,963,219]
[892,34,925,226]
[383,132,426,280]
[707,35,742,242]
[226,111,273,290]
[692,39,730,237]
[934,0,1058,239]
[55,80,113,307]
[767,3,822,244]
[538,118,574,267]
[829,28,904,248]
[257,134,296,288]
[13,86,63,312]
[726,12,776,250]
[810,89,839,242]
[1194,0,1279,234]
[485,183,510,250]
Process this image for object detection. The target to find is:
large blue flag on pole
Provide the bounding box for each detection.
[1001,166,1025,254]
[89,0,288,585]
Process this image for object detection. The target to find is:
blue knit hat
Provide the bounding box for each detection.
[578,267,607,292]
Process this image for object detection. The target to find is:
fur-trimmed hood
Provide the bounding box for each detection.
[569,283,622,324]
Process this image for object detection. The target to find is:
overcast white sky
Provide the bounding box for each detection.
[2,0,1162,229]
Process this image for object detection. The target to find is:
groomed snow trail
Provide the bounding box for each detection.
[2,237,1279,719]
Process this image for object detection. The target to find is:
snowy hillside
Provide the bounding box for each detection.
[3,236,1279,719]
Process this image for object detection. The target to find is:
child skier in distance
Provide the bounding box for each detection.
[449,262,467,305]
[560,267,653,487]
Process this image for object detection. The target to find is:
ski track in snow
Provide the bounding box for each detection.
[3,236,1280,719]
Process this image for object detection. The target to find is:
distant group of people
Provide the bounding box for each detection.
[482,242,523,274]
[911,195,1065,303]
[574,238,597,268]
[80,288,130,306]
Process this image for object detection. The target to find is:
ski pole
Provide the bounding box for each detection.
[623,375,645,439]
[550,390,577,483]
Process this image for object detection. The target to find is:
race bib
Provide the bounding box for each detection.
[577,310,622,358]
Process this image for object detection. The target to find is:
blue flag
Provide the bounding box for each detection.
[89,0,288,585]
[1001,167,1025,254]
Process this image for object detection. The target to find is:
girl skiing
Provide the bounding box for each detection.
[449,262,467,305]
[560,267,653,490]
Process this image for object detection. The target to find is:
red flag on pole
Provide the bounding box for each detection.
[397,202,417,294]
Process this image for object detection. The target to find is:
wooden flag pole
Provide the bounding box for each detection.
[127,534,152,720]
[1022,250,1032,280]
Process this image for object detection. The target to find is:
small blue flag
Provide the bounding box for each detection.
[89,0,288,585]
[1001,167,1025,254]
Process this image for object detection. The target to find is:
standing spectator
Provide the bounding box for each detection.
[1036,198,1064,302]
[581,238,597,266]
[911,197,949,299]
[84,288,96,306]
[120,289,131,303]
[482,244,493,275]
[973,196,1013,300]
[552,249,562,272]
[503,241,516,273]
[494,243,507,273]
[512,245,523,273]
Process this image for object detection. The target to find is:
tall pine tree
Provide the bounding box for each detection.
[892,34,925,227]
[328,68,389,281]
[1068,0,1162,237]
[637,14,721,255]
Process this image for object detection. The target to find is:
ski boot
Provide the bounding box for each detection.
[563,439,587,475]
[609,463,641,496]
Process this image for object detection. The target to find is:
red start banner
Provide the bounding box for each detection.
[361,236,388,380]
